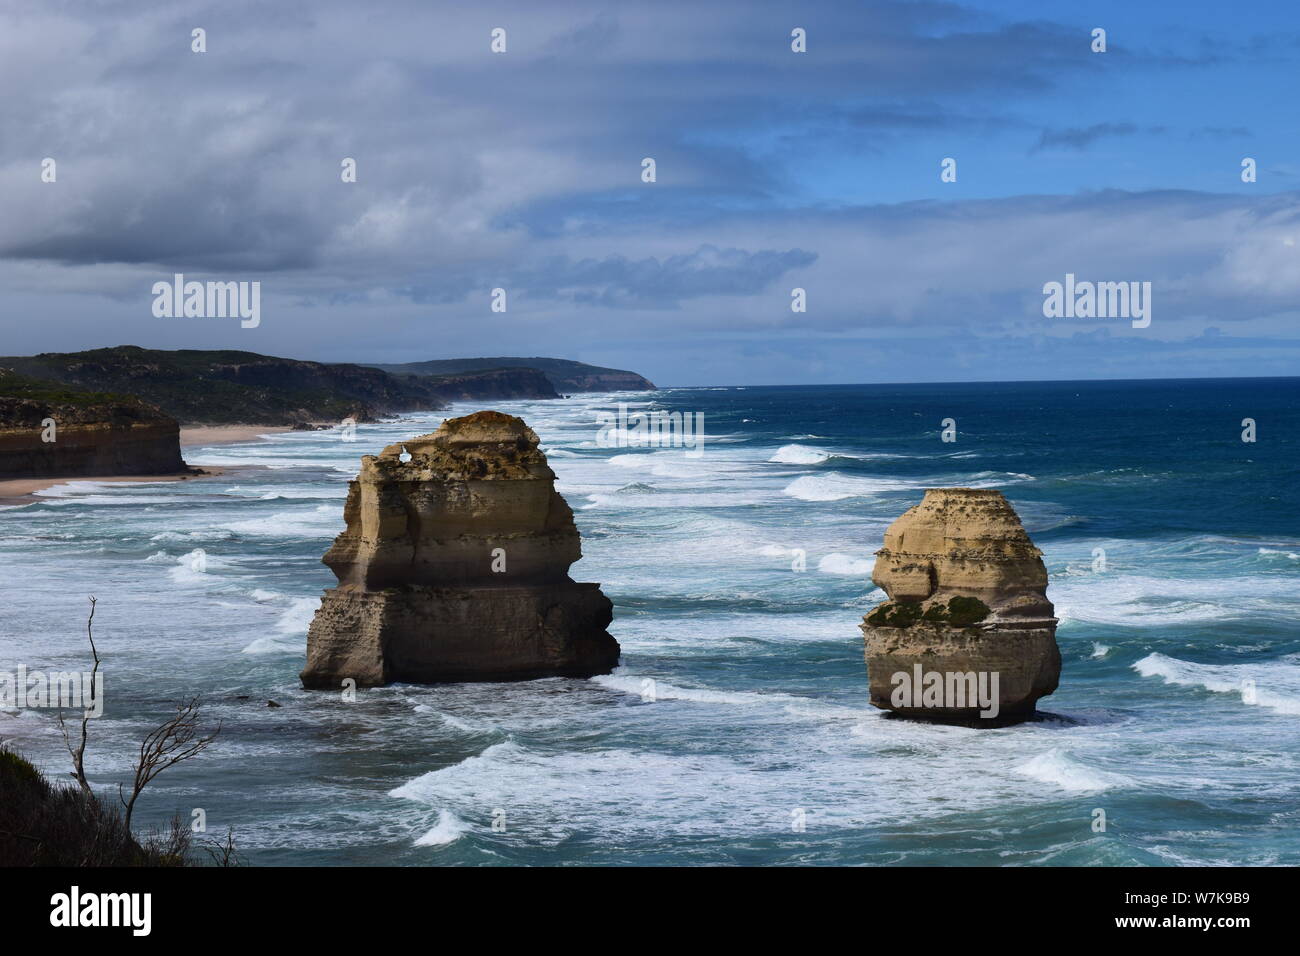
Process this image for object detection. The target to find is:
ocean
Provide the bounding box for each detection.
[1,378,1297,866]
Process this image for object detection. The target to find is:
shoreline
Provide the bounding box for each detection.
[0,468,227,506]
[0,423,295,506]
[180,425,294,448]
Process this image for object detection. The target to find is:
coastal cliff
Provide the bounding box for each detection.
[413,366,559,401]
[861,488,1061,725]
[370,357,655,393]
[0,347,637,426]
[0,371,185,480]
[301,410,619,687]
[0,346,444,425]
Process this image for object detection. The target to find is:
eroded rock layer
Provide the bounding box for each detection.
[301,411,619,687]
[861,488,1061,725]
[0,391,185,480]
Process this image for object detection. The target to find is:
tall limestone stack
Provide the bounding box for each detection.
[861,488,1060,725]
[301,411,619,688]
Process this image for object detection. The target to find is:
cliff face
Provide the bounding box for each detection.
[418,367,559,401]
[0,346,442,425]
[301,410,619,687]
[0,348,581,425]
[861,488,1060,725]
[370,357,656,393]
[0,375,185,479]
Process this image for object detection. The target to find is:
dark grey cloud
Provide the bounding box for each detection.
[0,0,1117,277]
[0,0,1296,386]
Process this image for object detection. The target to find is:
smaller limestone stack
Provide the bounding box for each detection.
[301,411,619,688]
[861,488,1060,725]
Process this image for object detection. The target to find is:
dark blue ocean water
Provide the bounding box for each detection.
[1,377,1297,865]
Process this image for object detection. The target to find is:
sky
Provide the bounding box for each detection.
[1,0,1299,386]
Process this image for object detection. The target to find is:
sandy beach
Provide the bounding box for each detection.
[180,425,293,448]
[0,469,226,506]
[0,424,289,505]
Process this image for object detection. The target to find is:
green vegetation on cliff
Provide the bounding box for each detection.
[0,346,440,425]
[0,747,186,866]
[370,356,656,393]
[0,347,650,425]
[0,369,149,412]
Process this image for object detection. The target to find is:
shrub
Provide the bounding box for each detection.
[866,601,923,628]
[946,596,991,627]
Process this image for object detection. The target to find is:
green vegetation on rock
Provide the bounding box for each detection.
[867,595,990,629]
[945,595,991,627]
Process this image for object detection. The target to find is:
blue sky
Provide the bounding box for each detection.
[1,0,1298,385]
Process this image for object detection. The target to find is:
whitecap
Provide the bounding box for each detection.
[1134,652,1300,715]
[770,444,831,465]
[1015,749,1133,792]
[1259,548,1300,561]
[415,809,470,847]
[817,553,872,575]
[241,597,319,654]
[783,473,914,502]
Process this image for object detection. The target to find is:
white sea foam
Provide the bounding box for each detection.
[1259,548,1300,561]
[241,597,319,654]
[168,549,232,585]
[1134,653,1300,715]
[770,444,831,465]
[783,473,914,501]
[386,722,1094,845]
[32,479,168,498]
[769,444,908,465]
[584,488,765,510]
[593,673,863,719]
[414,809,471,846]
[817,553,872,575]
[606,452,717,479]
[1015,749,1134,792]
[276,597,320,635]
[152,529,236,543]
[1051,572,1294,627]
[1091,643,1110,658]
[964,471,1036,485]
[223,507,341,537]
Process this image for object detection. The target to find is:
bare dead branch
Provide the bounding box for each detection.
[200,827,244,867]
[120,697,221,832]
[57,596,99,802]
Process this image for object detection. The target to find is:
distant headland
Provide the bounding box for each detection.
[0,345,655,496]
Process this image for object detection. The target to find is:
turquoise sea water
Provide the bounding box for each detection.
[1,378,1297,865]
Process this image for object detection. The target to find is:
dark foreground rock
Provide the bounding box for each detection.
[301,411,619,688]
